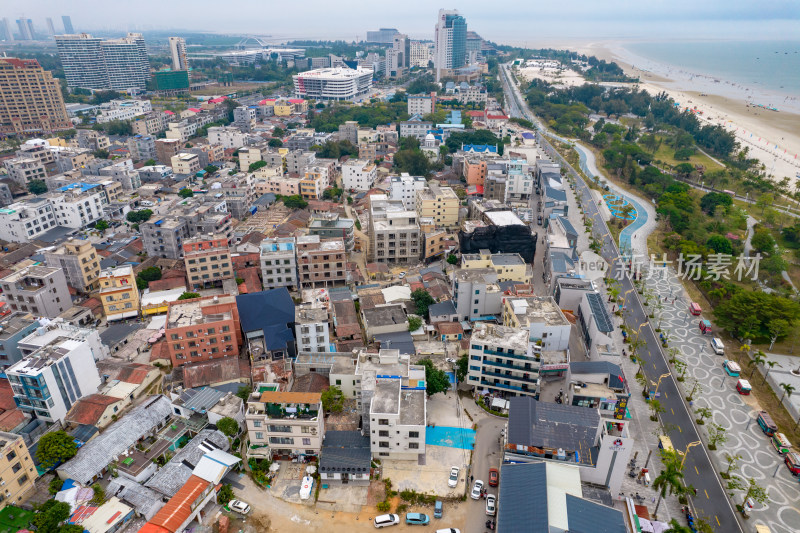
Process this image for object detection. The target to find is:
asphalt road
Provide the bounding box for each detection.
[465,414,506,531]
[499,64,743,533]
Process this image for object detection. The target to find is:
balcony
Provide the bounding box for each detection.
[481,359,537,372]
[482,349,539,362]
[482,369,538,385]
[480,379,532,393]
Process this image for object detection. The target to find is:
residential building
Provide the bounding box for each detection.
[399,117,433,141]
[141,218,190,259]
[340,159,374,191]
[260,237,298,291]
[484,173,507,202]
[128,135,157,161]
[171,153,201,175]
[2,157,47,187]
[576,292,616,359]
[462,250,530,283]
[295,304,332,353]
[1,266,70,318]
[415,183,459,227]
[568,361,628,414]
[553,276,595,314]
[368,377,426,460]
[155,138,181,165]
[207,126,249,149]
[6,333,102,422]
[292,67,373,101]
[308,213,355,252]
[299,169,327,200]
[0,431,37,507]
[386,34,410,77]
[95,99,151,123]
[233,106,256,132]
[410,41,433,68]
[152,69,190,95]
[319,431,371,485]
[42,239,100,292]
[338,120,358,144]
[236,289,296,361]
[55,33,150,92]
[49,183,107,228]
[97,265,141,321]
[434,9,467,81]
[452,268,502,321]
[0,58,71,136]
[165,295,242,367]
[245,391,325,459]
[368,194,420,264]
[183,234,233,290]
[502,296,571,352]
[390,175,427,210]
[0,198,57,243]
[503,396,633,494]
[169,37,188,70]
[407,93,435,116]
[61,16,74,34]
[132,111,169,136]
[464,159,488,187]
[296,235,347,288]
[0,313,39,371]
[466,323,540,397]
[366,28,399,43]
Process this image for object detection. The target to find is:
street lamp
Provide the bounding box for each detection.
[650,373,672,396]
[679,440,702,468]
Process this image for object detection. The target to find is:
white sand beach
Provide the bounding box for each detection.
[517,65,586,89]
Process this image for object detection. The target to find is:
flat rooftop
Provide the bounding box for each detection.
[399,389,426,426]
[295,306,329,323]
[167,295,235,329]
[472,324,529,353]
[371,379,400,415]
[2,266,59,284]
[508,297,570,327]
[485,210,525,227]
[7,340,82,375]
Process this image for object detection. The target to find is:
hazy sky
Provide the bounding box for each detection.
[5,0,799,42]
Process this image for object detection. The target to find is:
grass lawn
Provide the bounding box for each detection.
[0,506,34,533]
[652,136,725,171]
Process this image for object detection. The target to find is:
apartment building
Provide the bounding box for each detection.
[0,198,57,243]
[308,213,355,252]
[165,295,242,367]
[208,126,249,149]
[132,112,168,136]
[49,183,106,228]
[299,169,327,200]
[141,218,190,259]
[399,117,433,141]
[245,391,325,460]
[42,239,100,292]
[97,265,140,321]
[296,235,347,288]
[462,250,530,283]
[6,335,102,422]
[407,93,435,116]
[295,304,332,353]
[233,106,257,132]
[368,194,420,264]
[0,432,37,508]
[56,33,150,91]
[410,41,433,68]
[96,99,152,123]
[415,183,459,227]
[127,135,157,162]
[183,234,233,290]
[503,296,571,352]
[1,266,70,318]
[464,159,488,187]
[2,158,47,187]
[390,175,427,210]
[466,323,539,398]
[0,58,71,135]
[292,67,373,101]
[155,138,181,166]
[171,153,202,175]
[169,37,188,70]
[452,268,502,321]
[0,313,39,371]
[260,237,298,291]
[341,159,376,191]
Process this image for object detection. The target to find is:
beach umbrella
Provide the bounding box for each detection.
[269,463,280,472]
[306,465,317,474]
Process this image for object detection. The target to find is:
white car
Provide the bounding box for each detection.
[228,499,251,515]
[446,358,456,364]
[485,494,496,516]
[374,514,400,528]
[470,480,484,500]
[398,272,406,279]
[436,530,461,533]
[448,466,460,488]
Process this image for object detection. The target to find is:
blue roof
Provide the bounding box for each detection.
[58,182,100,193]
[565,493,626,533]
[497,463,549,533]
[462,144,497,153]
[521,132,535,139]
[557,216,578,238]
[546,187,567,202]
[236,289,295,351]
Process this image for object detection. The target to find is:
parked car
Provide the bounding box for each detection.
[485,494,497,516]
[434,500,443,519]
[228,500,251,515]
[374,514,400,528]
[405,513,430,526]
[435,530,461,533]
[488,468,499,487]
[471,480,484,500]
[398,272,406,279]
[446,358,456,364]
[448,466,460,488]
[710,337,725,355]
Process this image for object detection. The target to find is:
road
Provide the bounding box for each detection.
[464,413,506,530]
[500,64,744,533]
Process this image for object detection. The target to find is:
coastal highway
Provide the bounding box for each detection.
[500,64,744,533]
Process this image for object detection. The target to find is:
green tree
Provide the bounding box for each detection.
[446,254,458,265]
[272,127,285,137]
[780,382,795,403]
[143,158,157,166]
[455,354,468,382]
[408,316,423,332]
[248,160,268,172]
[417,358,450,397]
[268,138,283,147]
[321,385,345,413]
[93,148,110,159]
[751,228,776,254]
[179,188,194,198]
[282,195,308,209]
[217,484,234,505]
[748,350,766,377]
[673,162,695,178]
[216,417,240,437]
[90,483,106,505]
[706,235,733,255]
[653,450,685,518]
[33,500,73,533]
[178,292,201,300]
[726,477,769,509]
[323,187,343,200]
[756,193,774,215]
[393,149,430,176]
[36,430,78,470]
[695,406,711,425]
[708,422,727,450]
[648,399,665,421]
[28,179,48,195]
[126,209,153,224]
[204,165,219,174]
[768,319,790,350]
[138,266,162,283]
[723,452,742,479]
[48,477,65,495]
[664,519,693,533]
[236,385,251,402]
[95,219,110,232]
[411,289,435,318]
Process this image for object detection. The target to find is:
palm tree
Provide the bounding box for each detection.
[653,451,685,518]
[764,360,781,384]
[780,383,796,404]
[749,351,766,378]
[664,519,693,533]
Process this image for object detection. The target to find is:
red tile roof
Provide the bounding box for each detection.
[0,409,27,432]
[116,363,155,385]
[181,357,250,389]
[150,340,168,362]
[66,394,122,426]
[148,278,186,292]
[436,322,464,335]
[236,266,261,294]
[144,475,211,533]
[80,297,103,312]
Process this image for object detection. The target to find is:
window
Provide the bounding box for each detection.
[409,431,419,438]
[335,379,341,385]
[379,441,390,448]
[409,442,419,449]
[5,451,15,461]
[379,430,389,437]
[255,432,264,440]
[11,463,21,474]
[17,474,28,485]
[378,419,389,425]
[302,438,311,446]
[253,420,262,428]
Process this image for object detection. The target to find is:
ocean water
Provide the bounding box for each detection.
[623,40,800,99]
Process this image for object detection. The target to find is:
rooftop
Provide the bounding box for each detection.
[507,297,570,327]
[363,304,407,328]
[295,306,329,323]
[295,67,373,79]
[145,429,229,497]
[485,210,525,227]
[319,431,371,474]
[471,324,529,352]
[257,391,321,405]
[399,389,426,426]
[371,379,400,415]
[2,265,60,285]
[167,295,236,329]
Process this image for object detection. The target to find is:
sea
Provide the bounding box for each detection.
[618,40,800,111]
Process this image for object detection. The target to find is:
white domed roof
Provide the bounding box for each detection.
[425,133,435,141]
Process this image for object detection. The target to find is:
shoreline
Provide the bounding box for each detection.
[571,41,800,182]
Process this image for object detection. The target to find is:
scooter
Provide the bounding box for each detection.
[486,520,495,530]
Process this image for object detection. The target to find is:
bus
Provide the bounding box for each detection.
[658,435,674,453]
[757,411,778,436]
[689,302,702,316]
[771,433,792,455]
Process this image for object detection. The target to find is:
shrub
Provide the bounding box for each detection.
[376,501,391,512]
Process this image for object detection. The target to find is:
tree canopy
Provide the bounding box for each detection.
[126,209,153,224]
[417,358,451,397]
[321,385,344,413]
[36,430,78,470]
[216,417,240,437]
[411,289,435,318]
[282,195,308,209]
[28,179,48,195]
[178,292,201,300]
[178,188,194,198]
[713,291,800,341]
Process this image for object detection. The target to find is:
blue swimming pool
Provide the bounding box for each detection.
[446,371,455,388]
[426,425,476,449]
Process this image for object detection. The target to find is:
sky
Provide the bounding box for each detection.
[4,0,800,43]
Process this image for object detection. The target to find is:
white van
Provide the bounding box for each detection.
[710,338,725,355]
[140,200,155,207]
[374,514,400,528]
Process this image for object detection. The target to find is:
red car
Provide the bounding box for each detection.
[488,468,499,487]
